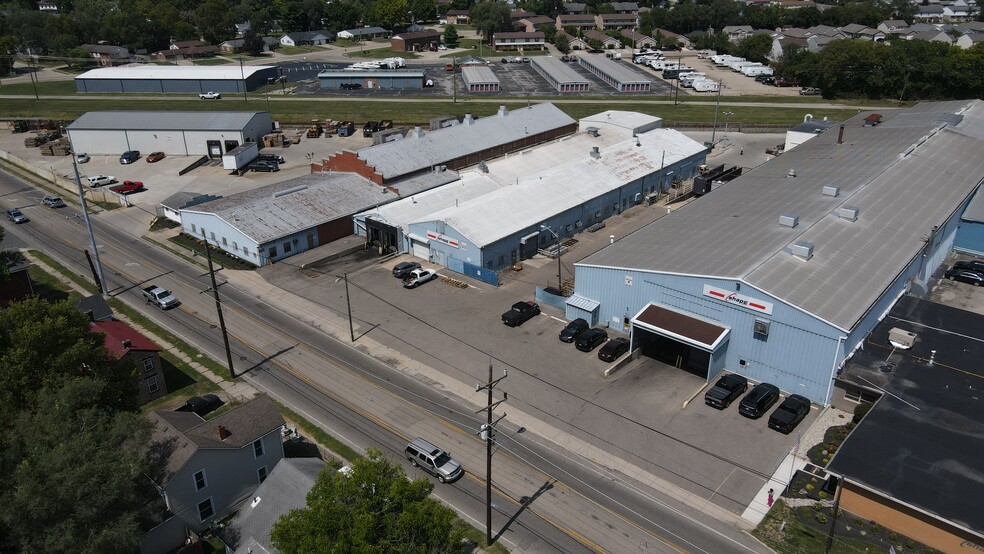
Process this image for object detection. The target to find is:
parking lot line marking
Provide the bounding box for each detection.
[549,315,566,323]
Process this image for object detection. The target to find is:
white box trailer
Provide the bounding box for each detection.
[713,55,742,66]
[742,65,774,77]
[728,60,758,72]
[222,142,258,170]
[680,72,706,87]
[692,79,720,92]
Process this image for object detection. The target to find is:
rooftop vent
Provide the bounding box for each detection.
[786,169,797,178]
[121,339,131,349]
[822,185,839,197]
[790,240,814,260]
[273,185,308,198]
[216,425,230,440]
[888,327,916,349]
[836,205,859,221]
[410,126,424,138]
[464,113,474,125]
[497,105,508,117]
[779,212,799,228]
[586,126,600,137]
[478,161,489,173]
[590,146,600,159]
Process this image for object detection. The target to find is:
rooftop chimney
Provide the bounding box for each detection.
[497,105,508,117]
[464,113,474,125]
[590,146,600,159]
[216,425,230,440]
[122,339,131,349]
[410,126,423,138]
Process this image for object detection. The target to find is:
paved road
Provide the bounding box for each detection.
[0,165,772,553]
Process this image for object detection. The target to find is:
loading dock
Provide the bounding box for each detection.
[630,303,729,379]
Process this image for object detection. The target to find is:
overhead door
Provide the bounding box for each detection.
[631,303,730,379]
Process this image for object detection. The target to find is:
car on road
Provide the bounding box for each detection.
[559,318,589,343]
[704,374,749,409]
[110,180,145,195]
[575,328,608,352]
[502,301,541,327]
[41,195,66,208]
[199,91,221,99]
[768,394,811,434]
[75,153,90,164]
[5,208,28,223]
[953,259,984,274]
[402,268,438,288]
[738,383,781,419]
[405,437,463,483]
[944,267,984,286]
[598,337,630,362]
[86,175,117,187]
[119,150,140,164]
[249,160,280,172]
[392,261,421,279]
[146,151,166,163]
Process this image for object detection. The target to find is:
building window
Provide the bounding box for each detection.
[146,376,159,393]
[257,466,268,483]
[243,246,249,256]
[222,237,227,246]
[194,470,207,491]
[198,498,214,521]
[283,241,292,253]
[253,438,264,458]
[232,241,238,251]
[141,356,154,372]
[268,246,277,258]
[191,224,196,234]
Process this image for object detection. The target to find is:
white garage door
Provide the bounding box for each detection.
[412,240,429,260]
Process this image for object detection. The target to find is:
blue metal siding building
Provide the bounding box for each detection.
[954,186,984,257]
[570,101,984,405]
[75,65,278,94]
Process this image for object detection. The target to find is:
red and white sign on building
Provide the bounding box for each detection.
[426,231,459,248]
[703,284,774,315]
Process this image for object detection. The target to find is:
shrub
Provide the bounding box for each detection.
[813,502,823,511]
[806,484,814,492]
[890,532,897,541]
[871,523,880,533]
[818,491,828,499]
[854,518,864,526]
[816,513,827,524]
[853,402,873,423]
[811,477,818,483]
[907,540,915,549]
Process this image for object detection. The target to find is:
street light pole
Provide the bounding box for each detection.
[710,83,722,145]
[540,224,562,294]
[69,145,108,295]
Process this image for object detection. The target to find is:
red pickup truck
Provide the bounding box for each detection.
[110,180,145,195]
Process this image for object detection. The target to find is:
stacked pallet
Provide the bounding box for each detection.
[40,138,71,156]
[262,131,288,148]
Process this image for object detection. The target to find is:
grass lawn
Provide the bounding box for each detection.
[278,44,326,55]
[0,79,77,96]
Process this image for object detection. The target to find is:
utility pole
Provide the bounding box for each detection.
[69,143,108,294]
[476,359,508,546]
[201,231,236,379]
[344,272,355,342]
[541,224,563,294]
[710,82,723,146]
[239,57,248,103]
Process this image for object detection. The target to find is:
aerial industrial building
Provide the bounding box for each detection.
[74,65,278,94]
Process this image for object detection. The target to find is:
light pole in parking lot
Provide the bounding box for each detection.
[540,224,563,295]
[723,111,735,136]
[68,143,108,295]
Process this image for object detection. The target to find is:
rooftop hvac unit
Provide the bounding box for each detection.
[586,126,600,137]
[888,327,916,349]
[822,185,840,197]
[790,240,814,260]
[590,146,600,159]
[779,213,799,228]
[836,206,859,221]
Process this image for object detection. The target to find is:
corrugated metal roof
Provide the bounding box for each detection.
[67,111,264,131]
[960,183,984,223]
[579,100,984,331]
[185,173,392,244]
[418,127,706,247]
[579,55,651,84]
[75,64,274,80]
[531,56,591,85]
[356,102,576,180]
[318,70,425,78]
[461,65,499,85]
[566,294,600,311]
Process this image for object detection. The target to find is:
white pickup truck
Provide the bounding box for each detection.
[86,175,117,187]
[142,285,179,309]
[199,91,221,99]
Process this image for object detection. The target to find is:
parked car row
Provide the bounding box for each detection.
[392,261,439,289]
[704,375,811,434]
[944,259,984,286]
[4,195,65,222]
[556,317,631,361]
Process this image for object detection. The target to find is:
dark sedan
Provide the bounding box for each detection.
[575,328,608,352]
[953,260,984,274]
[944,268,984,286]
[598,337,630,362]
[559,318,589,343]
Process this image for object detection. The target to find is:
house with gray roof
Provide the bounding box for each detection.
[149,394,285,533]
[722,25,754,42]
[280,30,335,47]
[564,2,587,13]
[611,1,640,13]
[957,32,984,47]
[915,4,946,21]
[877,19,910,35]
[81,44,130,66]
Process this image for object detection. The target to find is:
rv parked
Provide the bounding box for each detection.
[741,65,774,77]
[692,79,720,92]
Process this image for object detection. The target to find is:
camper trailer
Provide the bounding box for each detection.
[692,79,720,92]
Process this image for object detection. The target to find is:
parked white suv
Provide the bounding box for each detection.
[86,175,117,187]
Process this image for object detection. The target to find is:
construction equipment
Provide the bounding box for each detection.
[306,119,323,138]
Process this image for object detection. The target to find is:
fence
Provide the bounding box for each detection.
[447,257,499,286]
[0,149,129,206]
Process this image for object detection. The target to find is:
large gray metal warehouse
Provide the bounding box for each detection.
[578,55,650,92]
[66,111,273,157]
[531,56,590,92]
[569,100,984,405]
[318,70,425,90]
[74,65,278,94]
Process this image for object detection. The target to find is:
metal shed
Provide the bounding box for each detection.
[74,65,278,94]
[461,65,500,92]
[531,56,590,92]
[317,70,425,90]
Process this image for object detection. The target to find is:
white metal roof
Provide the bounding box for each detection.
[461,65,500,85]
[67,111,264,131]
[530,56,591,85]
[580,100,984,331]
[578,55,651,84]
[581,111,662,134]
[963,187,984,223]
[355,102,576,180]
[75,64,275,80]
[417,127,706,247]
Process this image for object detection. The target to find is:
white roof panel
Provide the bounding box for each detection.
[578,55,651,84]
[461,65,500,85]
[67,111,264,131]
[76,64,275,80]
[531,56,591,85]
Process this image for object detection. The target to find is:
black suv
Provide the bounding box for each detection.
[768,394,811,434]
[392,261,421,278]
[119,150,140,164]
[559,318,589,342]
[738,383,781,419]
[953,260,984,274]
[575,328,608,352]
[704,374,749,409]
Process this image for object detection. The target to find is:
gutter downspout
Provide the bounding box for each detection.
[826,335,847,405]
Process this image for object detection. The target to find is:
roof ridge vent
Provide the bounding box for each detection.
[585,126,600,137]
[822,185,839,197]
[273,185,308,198]
[779,212,799,228]
[835,205,859,221]
[786,169,796,178]
[790,240,814,260]
[497,105,508,117]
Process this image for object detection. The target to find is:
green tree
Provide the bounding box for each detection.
[443,24,460,47]
[734,32,773,63]
[370,0,411,27]
[0,36,17,76]
[195,0,235,44]
[554,32,571,52]
[271,449,463,553]
[0,297,135,423]
[323,0,364,32]
[469,0,512,42]
[0,378,155,554]
[243,28,265,55]
[409,0,437,22]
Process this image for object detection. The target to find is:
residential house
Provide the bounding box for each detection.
[492,31,546,50]
[722,25,754,42]
[596,13,637,30]
[652,27,687,48]
[807,34,841,52]
[155,40,218,61]
[557,14,597,31]
[778,27,813,39]
[877,20,910,35]
[910,29,954,42]
[336,27,390,40]
[81,44,131,66]
[220,37,279,53]
[92,320,166,405]
[280,30,335,47]
[778,0,816,8]
[520,15,556,32]
[391,29,441,52]
[957,32,984,47]
[36,0,57,11]
[74,294,114,323]
[915,5,945,22]
[217,457,326,554]
[806,24,846,38]
[582,29,622,49]
[564,2,588,14]
[611,1,640,13]
[234,22,251,37]
[956,20,984,32]
[559,31,591,50]
[620,29,657,49]
[446,9,470,24]
[0,258,33,308]
[858,28,887,41]
[839,23,871,38]
[510,9,537,22]
[770,35,809,59]
[149,394,286,533]
[944,0,972,20]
